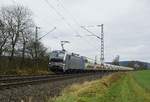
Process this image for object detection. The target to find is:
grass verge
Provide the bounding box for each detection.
[50,70,150,102]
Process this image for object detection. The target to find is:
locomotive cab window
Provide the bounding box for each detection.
[49,51,65,62]
[50,51,65,59]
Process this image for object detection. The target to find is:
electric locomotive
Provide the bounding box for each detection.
[48,50,86,73]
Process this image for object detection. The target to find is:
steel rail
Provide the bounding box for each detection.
[0,74,76,83]
[0,74,55,79]
[0,72,100,89]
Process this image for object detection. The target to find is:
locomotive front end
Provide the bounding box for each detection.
[48,50,65,73]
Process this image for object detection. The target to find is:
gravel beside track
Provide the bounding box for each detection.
[0,72,111,102]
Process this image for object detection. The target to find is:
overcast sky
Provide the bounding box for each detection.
[1,0,150,62]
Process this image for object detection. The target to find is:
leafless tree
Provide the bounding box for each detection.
[0,19,9,57]
[0,5,35,61]
[26,39,47,59]
[19,30,34,67]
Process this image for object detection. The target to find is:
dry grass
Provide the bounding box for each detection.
[51,71,150,102]
[51,72,124,102]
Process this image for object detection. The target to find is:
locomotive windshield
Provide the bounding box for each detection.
[49,51,65,62]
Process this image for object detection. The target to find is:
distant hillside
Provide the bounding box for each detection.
[119,61,129,66]
[106,61,150,69]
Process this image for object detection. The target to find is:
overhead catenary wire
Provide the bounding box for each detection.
[38,27,56,40]
[81,26,101,39]
[56,0,88,38]
[56,0,81,26]
[42,0,86,54]
[43,0,80,36]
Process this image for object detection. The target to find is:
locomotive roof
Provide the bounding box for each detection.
[51,50,79,56]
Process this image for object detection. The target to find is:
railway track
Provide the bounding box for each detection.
[0,74,55,79]
[0,72,101,89]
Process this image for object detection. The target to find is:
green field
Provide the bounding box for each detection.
[51,70,150,102]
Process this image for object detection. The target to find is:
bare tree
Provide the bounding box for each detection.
[26,39,47,59]
[0,20,9,57]
[19,29,34,67]
[0,5,34,61]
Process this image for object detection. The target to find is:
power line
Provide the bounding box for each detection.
[38,27,56,40]
[43,0,88,40]
[81,26,101,39]
[56,0,81,26]
[56,0,87,38]
[43,0,79,35]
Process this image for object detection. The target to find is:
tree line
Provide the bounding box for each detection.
[0,5,48,74]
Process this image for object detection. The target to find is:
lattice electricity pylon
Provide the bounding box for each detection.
[98,24,104,67]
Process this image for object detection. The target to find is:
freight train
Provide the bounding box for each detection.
[48,50,133,73]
